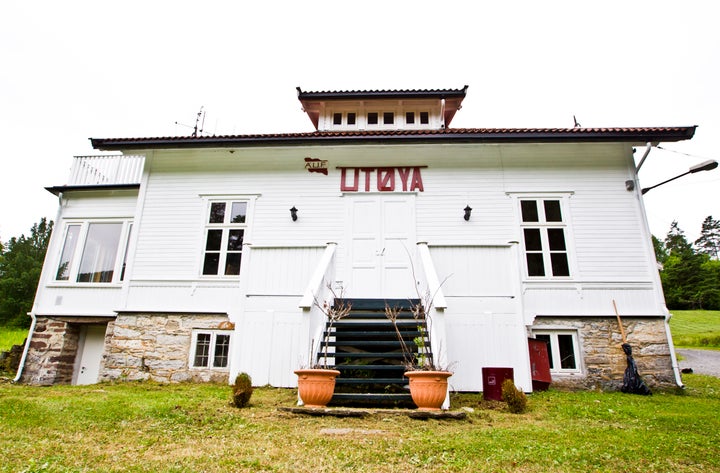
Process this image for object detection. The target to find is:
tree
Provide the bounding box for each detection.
[0,218,53,327]
[664,220,693,257]
[652,235,667,264]
[695,215,720,260]
[659,221,705,309]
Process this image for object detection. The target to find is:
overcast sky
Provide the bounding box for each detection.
[1,0,718,243]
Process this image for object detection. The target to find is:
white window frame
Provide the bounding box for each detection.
[52,219,133,285]
[200,199,251,278]
[532,329,582,374]
[515,194,575,279]
[189,330,232,369]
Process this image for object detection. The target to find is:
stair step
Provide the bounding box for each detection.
[335,364,407,371]
[343,312,417,320]
[334,321,423,328]
[335,298,420,311]
[324,352,409,359]
[335,378,408,385]
[327,340,418,347]
[329,393,414,407]
[325,330,425,338]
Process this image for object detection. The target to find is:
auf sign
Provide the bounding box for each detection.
[339,166,426,192]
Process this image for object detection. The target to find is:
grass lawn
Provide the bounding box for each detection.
[669,310,720,349]
[1,375,718,473]
[0,325,28,352]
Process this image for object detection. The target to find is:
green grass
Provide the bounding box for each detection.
[1,376,719,472]
[669,310,720,348]
[0,325,28,352]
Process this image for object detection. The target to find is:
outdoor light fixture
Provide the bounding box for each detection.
[290,206,298,221]
[641,159,718,195]
[464,205,472,221]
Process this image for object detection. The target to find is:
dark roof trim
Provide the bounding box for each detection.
[45,183,140,196]
[91,126,697,151]
[296,86,469,101]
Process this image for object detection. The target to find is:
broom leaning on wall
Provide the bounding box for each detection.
[613,300,652,395]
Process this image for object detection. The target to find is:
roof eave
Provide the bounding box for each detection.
[90,127,697,151]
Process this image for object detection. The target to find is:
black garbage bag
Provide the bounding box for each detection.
[621,343,651,395]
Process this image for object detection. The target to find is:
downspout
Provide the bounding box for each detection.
[15,190,66,383]
[664,312,684,388]
[632,146,684,387]
[13,312,36,383]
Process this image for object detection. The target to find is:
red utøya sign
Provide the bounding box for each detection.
[338,167,426,192]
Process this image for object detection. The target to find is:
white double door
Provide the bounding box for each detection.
[345,194,417,299]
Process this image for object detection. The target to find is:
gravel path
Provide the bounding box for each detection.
[677,349,720,378]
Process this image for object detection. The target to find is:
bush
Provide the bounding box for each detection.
[501,378,528,414]
[231,373,253,408]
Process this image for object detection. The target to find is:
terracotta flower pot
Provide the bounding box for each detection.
[404,370,452,411]
[294,369,340,408]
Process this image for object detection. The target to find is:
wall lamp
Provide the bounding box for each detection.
[290,206,298,221]
[641,159,718,195]
[463,205,472,221]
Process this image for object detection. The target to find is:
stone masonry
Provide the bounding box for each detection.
[100,313,232,383]
[531,316,677,391]
[21,317,83,385]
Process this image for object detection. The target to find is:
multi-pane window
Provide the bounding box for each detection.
[191,331,231,368]
[533,331,581,373]
[520,199,570,277]
[55,221,132,284]
[202,201,247,276]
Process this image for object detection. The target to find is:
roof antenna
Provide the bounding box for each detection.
[573,115,581,128]
[175,106,206,137]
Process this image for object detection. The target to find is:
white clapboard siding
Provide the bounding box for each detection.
[125,141,657,315]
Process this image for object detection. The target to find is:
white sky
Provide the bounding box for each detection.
[1,0,718,243]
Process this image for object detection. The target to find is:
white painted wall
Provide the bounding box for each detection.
[35,140,664,391]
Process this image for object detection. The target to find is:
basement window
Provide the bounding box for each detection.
[533,330,581,374]
[191,330,231,369]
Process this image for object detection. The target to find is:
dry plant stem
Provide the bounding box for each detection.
[313,283,352,369]
[384,304,416,369]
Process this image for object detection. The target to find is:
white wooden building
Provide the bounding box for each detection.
[17,86,694,400]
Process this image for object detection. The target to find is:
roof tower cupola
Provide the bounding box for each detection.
[296,86,468,132]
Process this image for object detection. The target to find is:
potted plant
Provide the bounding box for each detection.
[385,288,452,411]
[294,286,351,408]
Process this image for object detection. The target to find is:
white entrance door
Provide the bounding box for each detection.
[74,324,106,385]
[346,194,417,298]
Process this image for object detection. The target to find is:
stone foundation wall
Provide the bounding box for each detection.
[531,316,677,391]
[100,313,232,384]
[21,318,81,385]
